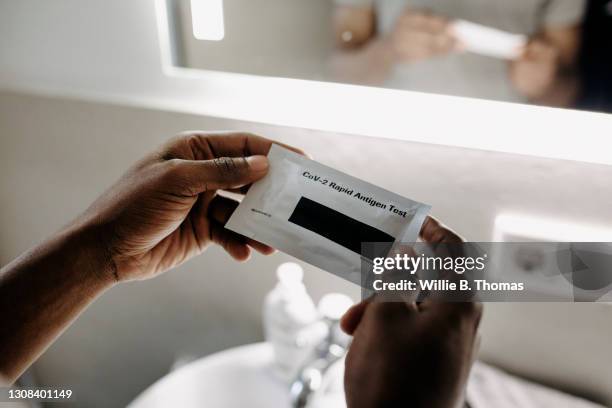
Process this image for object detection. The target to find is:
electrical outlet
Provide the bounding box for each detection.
[492,213,612,301]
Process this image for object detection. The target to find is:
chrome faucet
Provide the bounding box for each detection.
[289,294,352,408]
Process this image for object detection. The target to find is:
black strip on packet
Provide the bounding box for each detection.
[288,197,394,259]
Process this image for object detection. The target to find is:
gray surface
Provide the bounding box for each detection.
[1,91,612,407]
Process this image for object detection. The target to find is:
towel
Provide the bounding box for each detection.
[467,362,605,408]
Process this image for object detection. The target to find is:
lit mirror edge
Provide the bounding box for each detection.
[190,0,224,41]
[154,0,612,167]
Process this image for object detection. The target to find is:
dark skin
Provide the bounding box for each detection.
[342,217,483,408]
[0,135,479,408]
[0,132,302,383]
[342,299,482,408]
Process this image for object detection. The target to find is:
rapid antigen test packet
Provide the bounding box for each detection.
[226,145,431,284]
[452,20,527,60]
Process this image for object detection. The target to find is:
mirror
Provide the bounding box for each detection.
[168,0,612,113]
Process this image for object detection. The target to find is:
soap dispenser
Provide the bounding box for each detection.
[263,262,326,382]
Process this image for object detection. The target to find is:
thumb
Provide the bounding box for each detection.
[340,298,372,335]
[167,155,269,195]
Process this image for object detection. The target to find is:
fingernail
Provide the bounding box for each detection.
[247,155,269,172]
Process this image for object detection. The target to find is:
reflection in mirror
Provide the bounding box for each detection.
[168,0,612,113]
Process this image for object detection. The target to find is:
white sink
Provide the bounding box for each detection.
[128,342,345,408]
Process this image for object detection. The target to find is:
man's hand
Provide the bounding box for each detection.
[342,217,482,408]
[77,132,303,282]
[342,299,481,408]
[510,39,560,99]
[390,9,459,63]
[0,131,304,383]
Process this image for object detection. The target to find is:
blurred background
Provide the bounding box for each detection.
[175,0,612,112]
[1,0,612,407]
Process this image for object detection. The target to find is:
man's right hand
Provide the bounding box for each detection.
[389,9,460,62]
[342,217,482,408]
[342,299,482,408]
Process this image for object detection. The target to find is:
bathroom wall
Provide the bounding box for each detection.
[2,90,612,407]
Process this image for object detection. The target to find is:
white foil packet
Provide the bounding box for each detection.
[226,145,431,284]
[452,20,527,60]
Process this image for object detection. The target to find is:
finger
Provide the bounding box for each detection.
[523,38,556,61]
[209,195,241,224]
[512,40,536,61]
[161,132,307,164]
[528,39,549,55]
[185,132,306,158]
[405,12,432,30]
[208,195,276,255]
[423,300,483,332]
[419,216,465,297]
[523,41,539,59]
[209,221,252,262]
[166,155,269,196]
[340,298,372,335]
[423,14,449,34]
[419,216,463,243]
[420,216,439,241]
[428,33,456,54]
[247,240,276,255]
[405,11,447,33]
[365,299,419,327]
[513,43,528,60]
[396,32,431,58]
[188,191,216,252]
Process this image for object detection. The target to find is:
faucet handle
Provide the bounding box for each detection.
[317,294,353,348]
[290,294,353,408]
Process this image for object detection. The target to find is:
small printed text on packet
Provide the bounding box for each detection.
[302,171,409,218]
